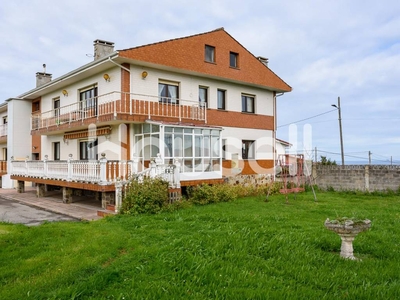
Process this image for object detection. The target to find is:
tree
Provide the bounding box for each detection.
[320,156,337,165]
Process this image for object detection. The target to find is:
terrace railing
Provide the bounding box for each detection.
[10,153,180,188]
[31,92,207,130]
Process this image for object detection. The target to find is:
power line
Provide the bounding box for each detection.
[278,109,337,128]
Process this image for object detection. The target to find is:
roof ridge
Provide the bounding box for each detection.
[117,27,225,52]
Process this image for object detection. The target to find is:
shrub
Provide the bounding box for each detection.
[120,177,169,215]
[188,183,237,205]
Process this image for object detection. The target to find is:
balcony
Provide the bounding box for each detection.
[31,92,207,132]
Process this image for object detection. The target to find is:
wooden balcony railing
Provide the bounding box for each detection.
[31,92,207,130]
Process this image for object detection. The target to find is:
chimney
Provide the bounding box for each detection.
[93,39,115,60]
[36,72,52,87]
[257,56,269,67]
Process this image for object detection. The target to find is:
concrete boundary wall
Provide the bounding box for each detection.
[313,165,400,191]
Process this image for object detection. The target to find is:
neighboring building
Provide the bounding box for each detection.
[275,138,291,162]
[3,28,291,205]
[0,102,8,181]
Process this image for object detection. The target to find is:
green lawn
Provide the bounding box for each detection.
[1,191,400,299]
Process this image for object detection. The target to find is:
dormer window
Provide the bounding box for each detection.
[230,52,238,68]
[205,45,215,63]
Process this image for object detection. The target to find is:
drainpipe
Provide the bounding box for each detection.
[108,57,131,73]
[274,92,285,181]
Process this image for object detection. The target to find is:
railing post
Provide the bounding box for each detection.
[132,155,138,175]
[44,155,48,178]
[174,158,181,188]
[25,155,29,176]
[148,100,151,119]
[150,160,156,178]
[99,153,108,185]
[115,178,122,213]
[67,154,73,181]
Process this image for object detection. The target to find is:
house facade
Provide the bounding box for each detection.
[3,28,291,205]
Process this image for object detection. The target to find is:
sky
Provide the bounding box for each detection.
[1,0,399,165]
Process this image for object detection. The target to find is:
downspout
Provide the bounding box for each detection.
[108,56,132,161]
[273,92,285,181]
[108,57,131,73]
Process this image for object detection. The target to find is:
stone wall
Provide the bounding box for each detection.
[313,165,400,191]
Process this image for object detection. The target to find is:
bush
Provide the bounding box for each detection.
[120,177,169,215]
[188,183,237,205]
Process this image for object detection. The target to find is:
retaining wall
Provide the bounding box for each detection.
[313,165,400,191]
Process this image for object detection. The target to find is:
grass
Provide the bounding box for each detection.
[1,191,400,299]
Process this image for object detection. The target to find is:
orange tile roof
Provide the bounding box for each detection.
[118,28,291,92]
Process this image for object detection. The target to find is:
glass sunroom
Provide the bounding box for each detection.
[133,122,222,180]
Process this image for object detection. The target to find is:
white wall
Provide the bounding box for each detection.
[129,65,274,115]
[3,98,32,188]
[221,127,274,160]
[40,67,121,112]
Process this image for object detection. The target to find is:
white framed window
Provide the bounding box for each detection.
[53,98,60,118]
[242,140,255,159]
[79,139,98,160]
[205,45,215,63]
[159,80,179,104]
[79,85,98,112]
[217,89,226,110]
[242,94,255,113]
[230,52,238,68]
[53,142,60,160]
[199,86,208,108]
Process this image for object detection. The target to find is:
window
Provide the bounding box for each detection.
[2,116,7,124]
[242,94,255,113]
[242,140,255,159]
[53,98,60,118]
[199,86,208,107]
[53,142,60,160]
[230,52,238,68]
[159,81,179,104]
[205,45,215,63]
[80,86,98,115]
[79,139,98,160]
[163,126,221,173]
[217,89,226,110]
[134,124,160,160]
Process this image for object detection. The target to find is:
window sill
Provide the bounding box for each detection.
[241,111,255,115]
[229,66,240,70]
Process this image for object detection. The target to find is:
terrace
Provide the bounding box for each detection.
[10,153,181,207]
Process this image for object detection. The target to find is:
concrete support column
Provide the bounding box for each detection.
[17,181,25,193]
[62,187,73,204]
[36,183,46,197]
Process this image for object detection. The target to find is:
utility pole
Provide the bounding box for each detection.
[332,97,344,166]
[369,151,372,165]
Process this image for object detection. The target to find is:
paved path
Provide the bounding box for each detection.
[0,188,102,226]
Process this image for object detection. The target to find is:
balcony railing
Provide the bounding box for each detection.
[31,92,207,130]
[10,153,181,188]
